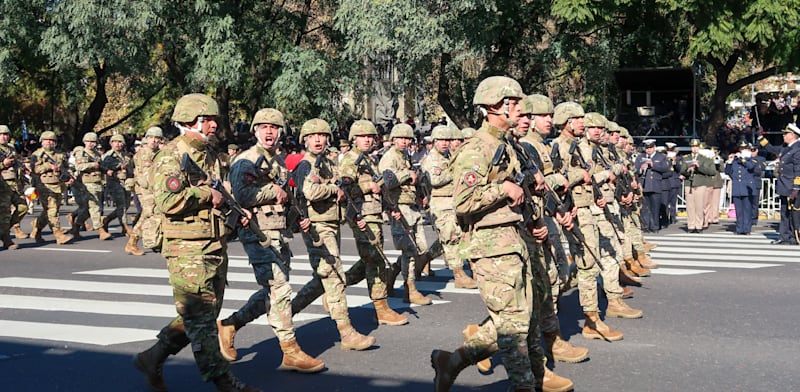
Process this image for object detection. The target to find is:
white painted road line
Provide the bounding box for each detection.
[650,268,715,275]
[0,320,157,346]
[31,248,111,253]
[650,260,781,269]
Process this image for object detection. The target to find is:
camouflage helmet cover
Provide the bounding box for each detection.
[299,118,332,139]
[521,94,554,115]
[461,127,476,138]
[583,112,608,128]
[431,125,454,140]
[389,123,414,139]
[145,127,164,138]
[0,125,10,134]
[250,108,285,133]
[618,126,630,138]
[171,93,219,123]
[82,132,98,142]
[552,102,585,126]
[349,119,378,139]
[451,126,464,140]
[606,121,620,133]
[472,76,524,106]
[40,131,57,142]
[110,134,126,143]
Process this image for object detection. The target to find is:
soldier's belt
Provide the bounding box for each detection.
[162,209,224,240]
[254,205,286,231]
[2,171,16,181]
[81,172,102,183]
[40,172,60,184]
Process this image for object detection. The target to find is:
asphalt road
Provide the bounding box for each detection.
[1,206,798,391]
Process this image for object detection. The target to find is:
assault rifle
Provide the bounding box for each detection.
[608,147,637,216]
[40,153,74,182]
[591,146,624,242]
[180,152,267,243]
[335,177,392,270]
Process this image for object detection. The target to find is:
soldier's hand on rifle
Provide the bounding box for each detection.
[631,179,640,189]
[272,183,288,204]
[336,187,345,202]
[580,169,591,184]
[239,209,252,228]
[299,217,311,232]
[621,192,634,205]
[556,210,573,231]
[391,210,403,221]
[210,187,224,208]
[502,180,524,207]
[595,196,607,209]
[369,181,381,194]
[534,172,545,192]
[2,157,13,167]
[106,169,114,176]
[356,218,367,231]
[607,171,616,183]
[409,170,418,184]
[531,224,548,242]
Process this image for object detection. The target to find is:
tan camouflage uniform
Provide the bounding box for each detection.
[101,143,134,231]
[32,145,69,236]
[131,143,159,238]
[0,137,27,243]
[72,144,104,232]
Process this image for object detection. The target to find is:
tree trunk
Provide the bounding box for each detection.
[215,86,232,145]
[76,64,108,148]
[436,54,472,128]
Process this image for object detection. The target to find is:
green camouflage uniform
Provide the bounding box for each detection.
[131,144,159,238]
[420,148,463,271]
[32,147,69,233]
[224,144,296,341]
[451,121,533,389]
[72,146,104,231]
[294,150,352,325]
[551,134,606,313]
[378,146,429,284]
[149,134,229,381]
[619,145,646,258]
[102,147,134,228]
[0,142,27,238]
[590,143,623,300]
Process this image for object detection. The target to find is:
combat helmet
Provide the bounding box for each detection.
[110,134,125,143]
[461,127,476,138]
[389,123,414,139]
[299,118,332,140]
[521,94,554,115]
[171,93,219,123]
[82,132,98,142]
[553,102,585,126]
[431,125,454,140]
[145,127,163,138]
[249,108,285,133]
[40,131,56,142]
[349,120,377,140]
[583,112,608,128]
[473,76,524,106]
[451,126,464,140]
[0,125,9,134]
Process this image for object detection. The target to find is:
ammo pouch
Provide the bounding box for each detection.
[141,214,163,250]
[1,168,16,181]
[40,172,59,185]
[81,171,102,183]
[255,204,286,231]
[161,209,225,240]
[462,204,522,230]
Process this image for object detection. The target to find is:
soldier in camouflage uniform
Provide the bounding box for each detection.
[0,125,28,249]
[550,104,624,342]
[431,76,535,392]
[30,131,74,245]
[420,124,477,289]
[215,108,324,372]
[100,134,134,239]
[293,118,376,351]
[70,132,105,239]
[125,127,164,256]
[379,123,434,305]
[133,93,259,392]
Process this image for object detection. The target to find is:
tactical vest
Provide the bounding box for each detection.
[380,147,417,205]
[75,147,103,183]
[133,146,158,191]
[300,152,339,222]
[103,150,132,182]
[553,135,594,208]
[0,144,17,181]
[35,149,62,185]
[236,146,287,231]
[423,150,454,197]
[340,149,382,217]
[521,133,554,176]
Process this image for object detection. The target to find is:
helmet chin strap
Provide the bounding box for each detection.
[176,118,208,142]
[485,98,518,129]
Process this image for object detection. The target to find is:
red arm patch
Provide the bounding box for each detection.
[463,172,478,186]
[166,176,183,193]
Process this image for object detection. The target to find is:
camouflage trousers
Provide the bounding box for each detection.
[301,221,350,324]
[132,192,155,237]
[543,216,569,305]
[429,203,464,271]
[0,185,27,235]
[160,249,229,381]
[72,181,103,230]
[571,206,603,313]
[595,209,623,302]
[104,180,130,227]
[462,253,534,389]
[390,204,429,283]
[350,219,389,299]
[622,208,646,257]
[35,186,63,232]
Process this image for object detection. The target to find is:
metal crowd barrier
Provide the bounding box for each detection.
[676,177,779,219]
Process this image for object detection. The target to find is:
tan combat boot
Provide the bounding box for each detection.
[54,228,73,245]
[278,338,325,373]
[582,311,623,341]
[621,287,634,299]
[644,241,658,252]
[543,331,588,363]
[453,267,478,289]
[13,224,28,239]
[373,299,408,326]
[125,235,145,256]
[403,281,432,305]
[122,222,134,237]
[606,298,643,319]
[67,213,75,230]
[637,253,659,269]
[2,233,18,250]
[629,256,651,277]
[337,322,376,351]
[217,320,237,361]
[31,223,44,243]
[543,367,574,392]
[431,347,471,392]
[619,258,642,286]
[462,324,492,373]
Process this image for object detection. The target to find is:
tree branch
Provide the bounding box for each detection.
[96,83,167,135]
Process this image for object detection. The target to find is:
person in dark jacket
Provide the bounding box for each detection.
[758,123,800,244]
[750,144,766,228]
[635,139,670,233]
[725,140,758,234]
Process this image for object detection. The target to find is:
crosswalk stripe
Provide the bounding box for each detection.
[0,320,157,346]
[31,248,112,253]
[651,246,798,259]
[650,268,714,275]
[648,260,781,269]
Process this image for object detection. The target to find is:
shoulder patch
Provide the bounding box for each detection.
[166,176,183,193]
[463,172,478,186]
[433,167,442,175]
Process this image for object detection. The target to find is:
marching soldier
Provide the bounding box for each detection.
[126,127,164,255]
[100,134,134,239]
[420,124,477,289]
[431,76,536,392]
[216,108,325,372]
[70,132,105,239]
[379,123,435,305]
[293,118,377,350]
[30,131,74,245]
[0,125,28,249]
[680,139,717,233]
[133,93,260,392]
[725,140,758,235]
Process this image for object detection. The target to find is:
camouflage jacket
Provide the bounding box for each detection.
[231,143,290,240]
[378,145,417,205]
[295,150,340,222]
[133,145,158,194]
[73,146,103,184]
[339,147,383,221]
[32,147,68,192]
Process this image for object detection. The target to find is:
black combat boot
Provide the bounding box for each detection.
[213,372,262,392]
[132,341,170,392]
